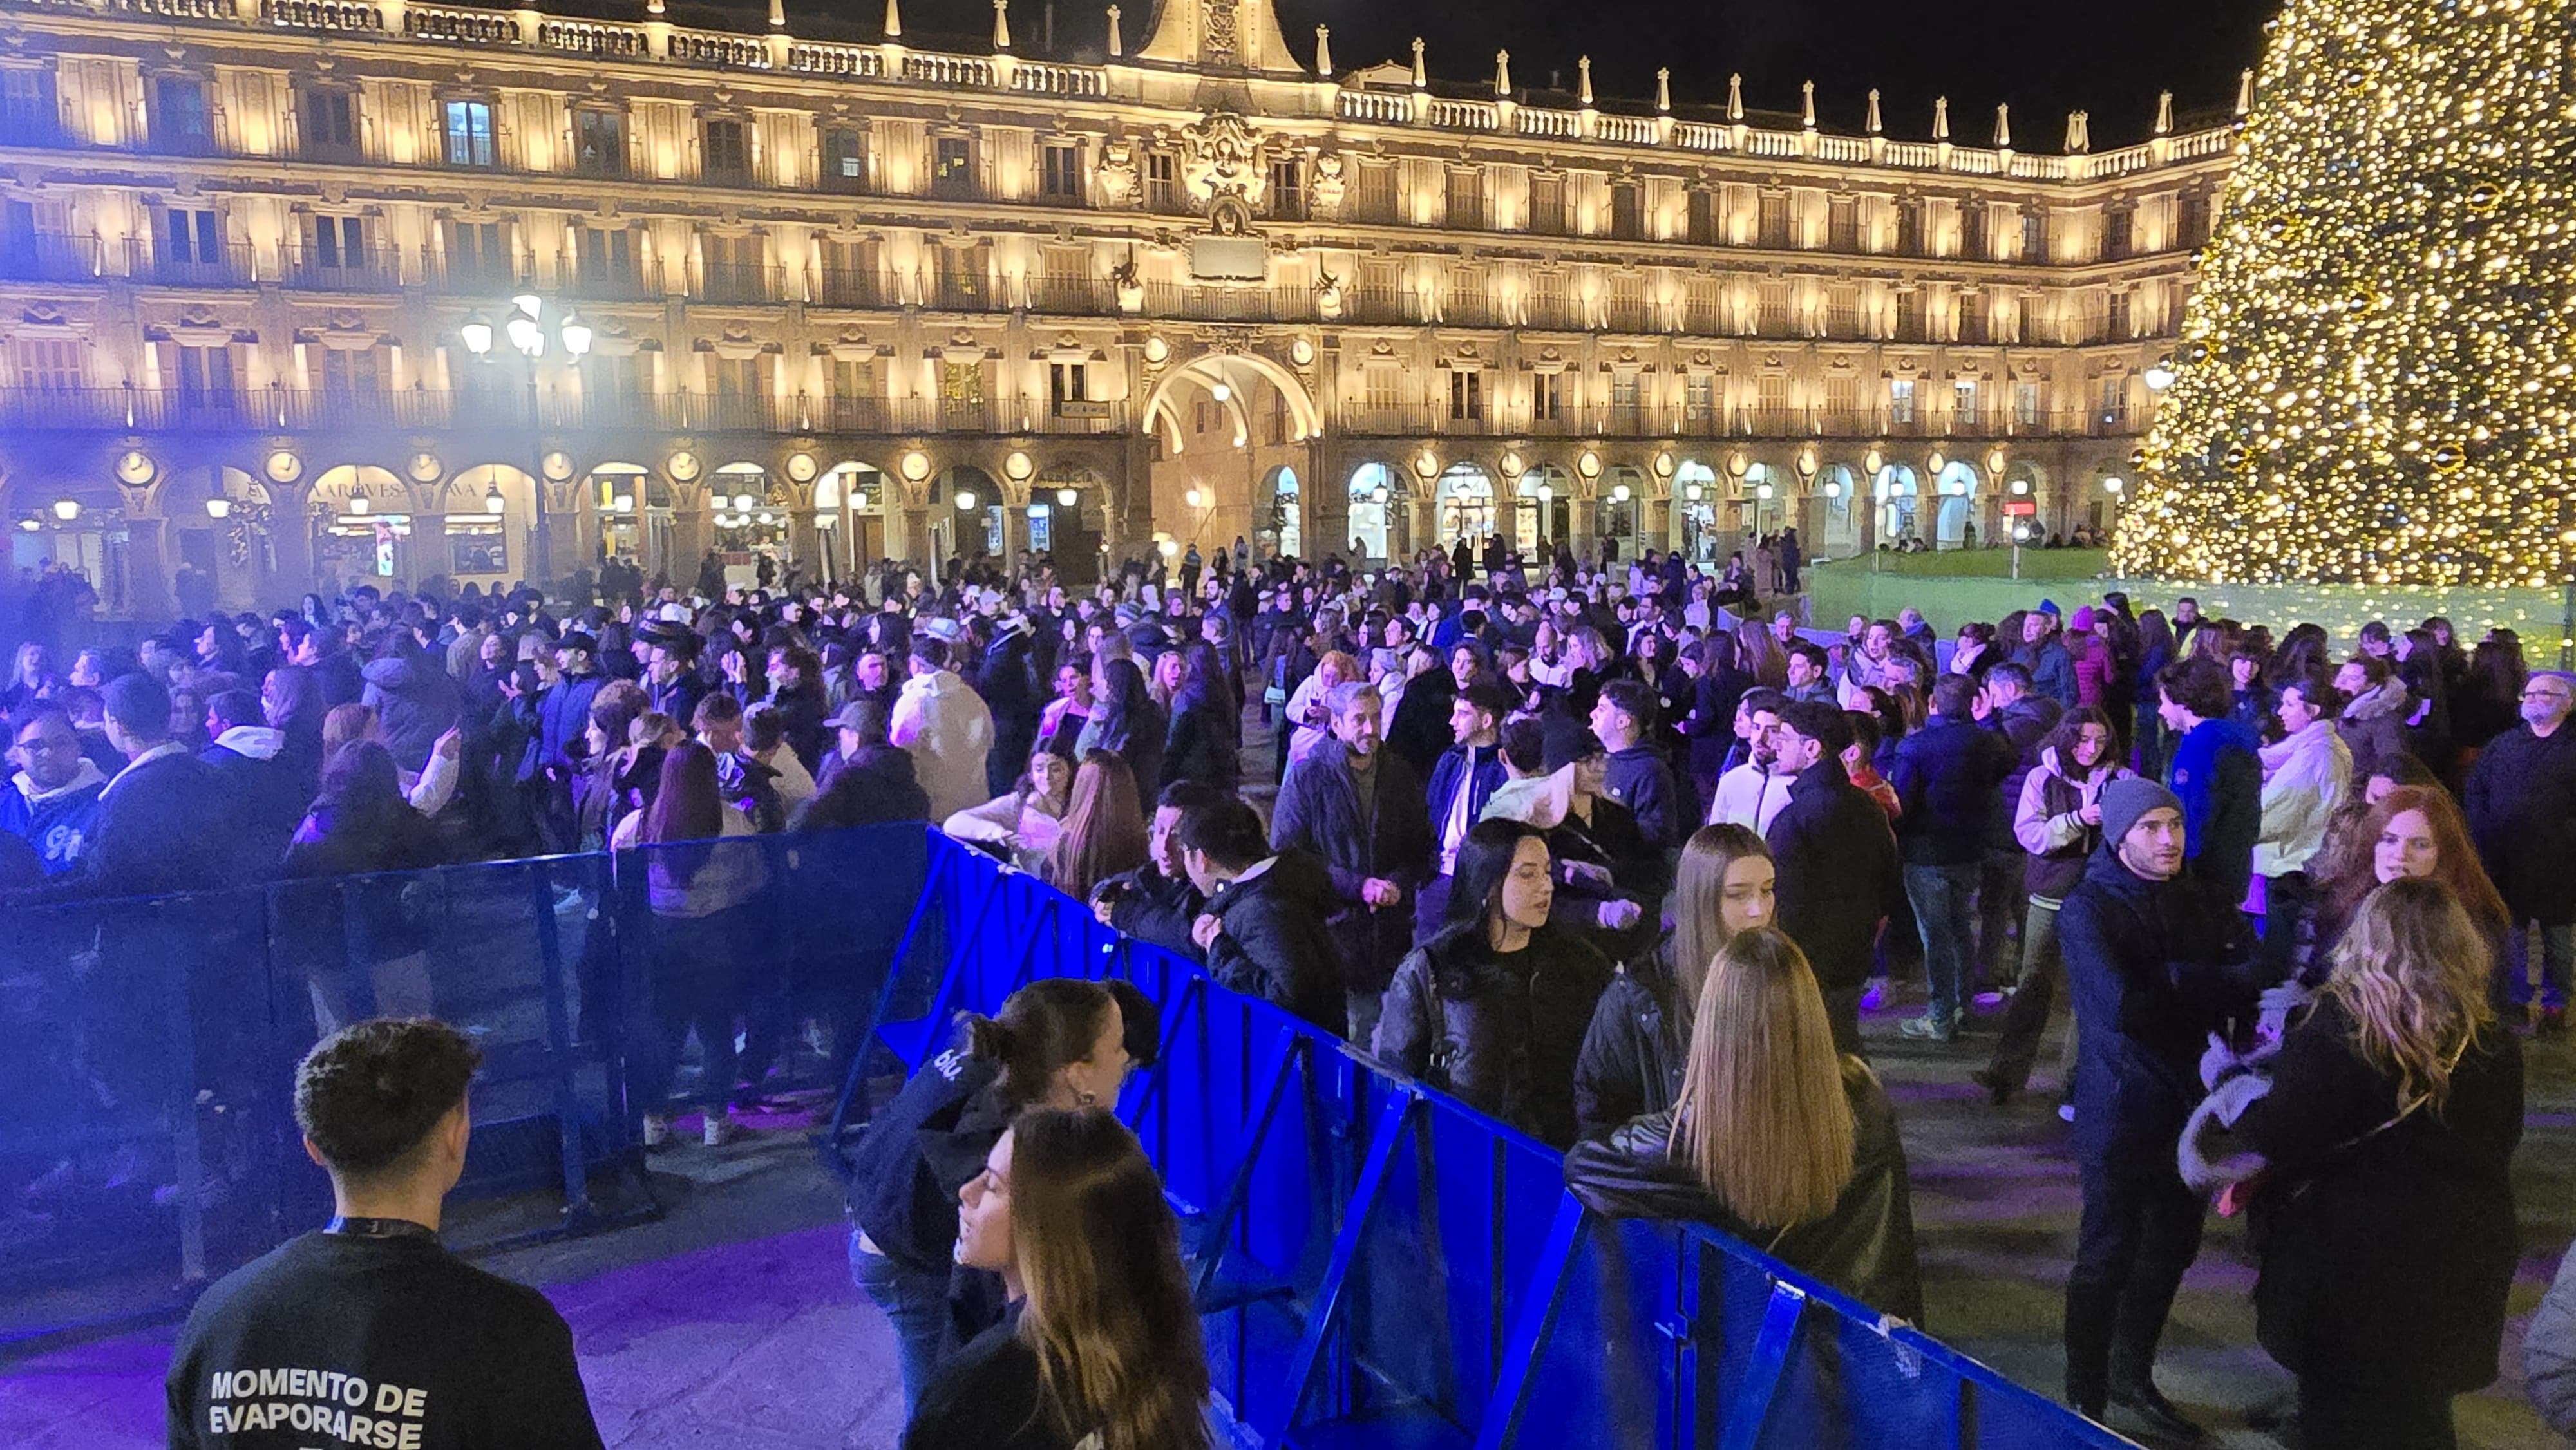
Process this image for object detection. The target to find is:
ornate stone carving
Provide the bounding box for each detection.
[1096,137,1142,209]
[1309,152,1345,220]
[1202,0,1237,67]
[1179,111,1265,220]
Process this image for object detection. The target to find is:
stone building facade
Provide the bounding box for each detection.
[0,0,2237,610]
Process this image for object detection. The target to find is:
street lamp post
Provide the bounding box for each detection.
[462,293,590,596]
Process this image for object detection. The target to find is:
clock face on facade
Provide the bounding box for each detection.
[667,451,703,483]
[784,452,818,482]
[408,451,444,483]
[114,449,156,486]
[263,449,302,484]
[541,449,575,482]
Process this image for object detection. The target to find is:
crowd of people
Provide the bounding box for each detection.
[48,534,2574,1450]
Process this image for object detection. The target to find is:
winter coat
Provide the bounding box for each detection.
[1708,762,1794,834]
[1564,1056,1922,1323]
[2464,720,2576,926]
[844,1046,1014,1279]
[2233,995,2521,1396]
[1099,862,1204,961]
[2334,679,2413,784]
[2017,636,2078,708]
[360,654,464,775]
[2056,845,2256,1165]
[1083,692,1166,805]
[792,748,931,831]
[203,728,309,865]
[2164,716,2264,909]
[1888,715,2014,867]
[892,669,998,822]
[1684,666,1754,782]
[2254,719,2351,879]
[1764,758,1902,994]
[1571,938,1688,1142]
[1162,686,1242,794]
[1425,742,1509,877]
[2067,634,2114,710]
[1375,919,1613,1149]
[941,786,1067,876]
[60,746,247,899]
[534,671,603,780]
[1271,739,1434,993]
[1204,851,1348,1032]
[2529,1247,2576,1437]
[2012,747,2129,901]
[1602,744,1685,849]
[0,761,104,876]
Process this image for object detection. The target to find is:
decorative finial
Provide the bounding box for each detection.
[1866,88,1882,135]
[2235,67,2255,116]
[1800,80,1815,129]
[2065,110,2090,154]
[1495,50,1511,97]
[1312,24,1329,77]
[1727,73,1743,121]
[1656,68,1670,114]
[1933,95,1949,140]
[992,0,1009,50]
[1578,55,1593,107]
[767,0,782,28]
[1411,37,1426,89]
[646,0,663,13]
[1995,102,2011,148]
[1106,4,1120,56]
[2155,90,2173,135]
[883,0,900,39]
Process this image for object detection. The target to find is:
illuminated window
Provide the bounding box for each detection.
[442,100,493,168]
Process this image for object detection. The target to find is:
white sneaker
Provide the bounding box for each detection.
[703,1108,742,1148]
[642,1113,672,1149]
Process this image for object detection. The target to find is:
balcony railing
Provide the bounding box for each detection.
[695,261,784,305]
[115,237,254,287]
[0,231,101,283]
[558,259,666,302]
[283,245,399,291]
[419,249,533,294]
[1335,399,2146,442]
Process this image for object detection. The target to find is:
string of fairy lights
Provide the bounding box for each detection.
[2112,0,2576,588]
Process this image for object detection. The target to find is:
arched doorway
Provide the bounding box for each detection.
[162,464,274,610]
[448,464,540,587]
[1814,464,1861,556]
[931,464,1002,567]
[1260,464,1302,561]
[1144,352,1319,556]
[1598,466,1649,561]
[1740,464,1785,542]
[1874,464,1920,547]
[1933,460,1982,548]
[1434,463,1495,547]
[1346,462,1395,562]
[307,464,411,587]
[586,462,655,580]
[1513,465,1572,558]
[1674,460,1720,563]
[818,461,890,586]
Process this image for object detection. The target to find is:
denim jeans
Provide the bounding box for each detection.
[1904,860,1982,1027]
[849,1232,954,1417]
[2502,920,2575,1010]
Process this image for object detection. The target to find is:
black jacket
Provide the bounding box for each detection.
[1603,744,1685,850]
[2234,995,2522,1394]
[1763,758,1902,993]
[1889,716,2014,867]
[61,748,246,900]
[1564,1056,1923,1323]
[1384,669,1457,781]
[1375,920,1612,1149]
[1685,666,1755,782]
[1571,939,1688,1142]
[2056,845,2255,1165]
[361,653,464,775]
[844,1045,1014,1279]
[1099,862,1204,961]
[902,1301,1074,1450]
[2465,720,2576,925]
[1162,688,1242,794]
[1270,740,1434,993]
[1204,851,1348,1032]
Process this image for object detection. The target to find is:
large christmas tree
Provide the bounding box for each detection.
[2114,0,2576,588]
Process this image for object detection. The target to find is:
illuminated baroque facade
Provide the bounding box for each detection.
[0,0,2238,610]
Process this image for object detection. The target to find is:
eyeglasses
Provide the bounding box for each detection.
[2523,689,2571,702]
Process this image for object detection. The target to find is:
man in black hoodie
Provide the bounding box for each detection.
[1180,798,1347,1033]
[1762,699,1902,1056]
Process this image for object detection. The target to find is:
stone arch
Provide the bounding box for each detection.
[1933,460,1983,548]
[1139,347,1323,447]
[1259,463,1303,560]
[1432,462,1499,546]
[1345,460,1399,561]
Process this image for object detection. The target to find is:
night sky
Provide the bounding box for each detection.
[865,0,2280,149]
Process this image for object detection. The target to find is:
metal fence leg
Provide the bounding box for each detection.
[1470,1192,1591,1450]
[1252,1091,1416,1447]
[529,858,599,1231]
[1715,1280,1810,1450]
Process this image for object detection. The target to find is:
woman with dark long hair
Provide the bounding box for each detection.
[1086,657,1167,804]
[280,739,451,1029]
[1046,751,1149,900]
[851,978,1144,1415]
[1160,646,1240,793]
[614,740,768,1149]
[908,1107,1208,1450]
[1376,818,1613,1147]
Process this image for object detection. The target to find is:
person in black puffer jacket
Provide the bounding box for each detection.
[1374,819,1611,1149]
[1179,798,1346,1033]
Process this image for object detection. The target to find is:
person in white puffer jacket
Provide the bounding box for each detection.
[891,633,997,821]
[2253,673,2352,982]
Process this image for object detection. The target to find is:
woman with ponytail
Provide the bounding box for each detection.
[844,977,1155,1415]
[906,1108,1211,1450]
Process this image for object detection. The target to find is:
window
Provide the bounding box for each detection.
[446,220,507,284]
[711,354,759,397]
[163,208,221,266]
[12,337,80,390]
[1895,290,1924,343]
[933,135,976,199]
[1827,291,1858,339]
[2098,375,2128,426]
[2020,209,2048,261]
[2014,381,2043,428]
[1757,286,1789,337]
[177,343,232,404]
[155,75,213,154]
[1687,190,1717,246]
[2103,209,2133,261]
[1040,142,1083,200]
[310,215,368,272]
[1756,373,1788,420]
[702,232,764,302]
[822,126,868,193]
[1036,249,1090,311]
[1191,399,1213,435]
[1144,151,1177,212]
[1953,378,1979,425]
[2106,290,2132,341]
[1446,169,1486,230]
[1607,273,1647,332]
[1888,378,1917,426]
[1528,174,1564,236]
[316,346,381,400]
[442,100,493,167]
[1268,156,1304,220]
[1828,198,1859,252]
[591,352,645,400]
[1609,373,1642,426]
[301,88,357,160]
[934,243,985,308]
[1049,361,1088,412]
[1531,371,1562,422]
[1448,369,1482,422]
[574,110,627,176]
[1265,393,1289,446]
[833,357,877,401]
[1824,373,1858,420]
[0,67,57,144]
[1362,364,1398,415]
[1609,182,1643,242]
[1356,163,1397,224]
[1683,373,1714,425]
[2179,192,2211,248]
[703,118,750,184]
[1896,200,1924,257]
[1958,290,1988,344]
[574,223,641,295]
[1757,193,1790,249]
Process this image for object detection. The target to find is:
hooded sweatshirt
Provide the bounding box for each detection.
[0,760,107,874]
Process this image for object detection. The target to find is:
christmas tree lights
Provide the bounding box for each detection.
[2114,0,2576,588]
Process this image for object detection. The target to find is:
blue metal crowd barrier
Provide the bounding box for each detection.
[0,824,926,1351]
[858,832,2133,1450]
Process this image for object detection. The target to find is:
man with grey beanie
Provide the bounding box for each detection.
[2054,775,2256,1442]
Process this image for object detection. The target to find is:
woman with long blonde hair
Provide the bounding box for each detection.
[911,1107,1210,1450]
[1046,750,1149,901]
[1573,825,1775,1138]
[1734,617,1789,690]
[1565,927,1922,1319]
[2225,877,2521,1449]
